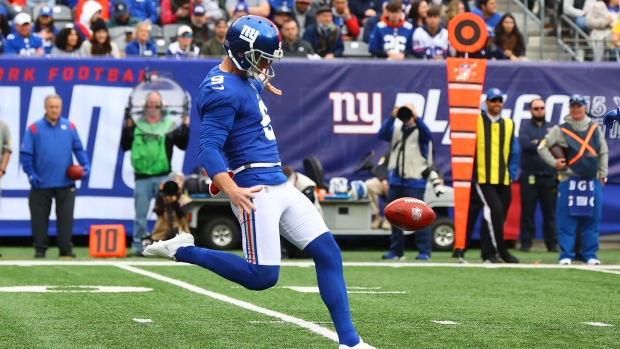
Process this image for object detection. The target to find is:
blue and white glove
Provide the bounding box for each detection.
[603,107,620,128]
[29,174,42,189]
[81,164,90,179]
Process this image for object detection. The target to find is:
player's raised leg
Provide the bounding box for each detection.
[144,185,282,291]
[280,183,375,349]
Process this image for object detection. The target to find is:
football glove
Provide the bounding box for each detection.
[603,107,620,128]
[208,171,234,197]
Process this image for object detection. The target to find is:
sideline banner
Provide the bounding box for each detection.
[1,58,620,236]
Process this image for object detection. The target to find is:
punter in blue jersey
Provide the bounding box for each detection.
[143,15,375,349]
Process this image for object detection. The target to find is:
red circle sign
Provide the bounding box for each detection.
[448,13,488,53]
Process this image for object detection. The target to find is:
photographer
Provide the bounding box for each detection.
[150,172,193,242]
[377,104,433,261]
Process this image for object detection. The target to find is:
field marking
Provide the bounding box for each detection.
[133,318,153,323]
[576,267,620,276]
[583,322,614,327]
[432,320,459,325]
[0,286,152,293]
[282,286,407,294]
[115,264,339,343]
[2,260,620,270]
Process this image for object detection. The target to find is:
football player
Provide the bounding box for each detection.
[144,15,375,349]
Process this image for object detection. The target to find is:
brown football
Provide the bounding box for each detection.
[383,197,436,231]
[549,145,567,159]
[66,165,85,180]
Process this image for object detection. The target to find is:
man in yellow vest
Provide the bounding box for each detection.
[473,88,520,264]
[538,94,608,265]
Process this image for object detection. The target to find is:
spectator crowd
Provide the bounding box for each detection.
[0,0,540,60]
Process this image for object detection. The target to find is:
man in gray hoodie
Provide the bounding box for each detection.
[537,94,608,266]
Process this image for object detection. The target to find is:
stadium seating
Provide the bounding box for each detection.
[54,21,73,30]
[149,23,164,39]
[52,5,73,22]
[163,24,182,42]
[342,41,371,58]
[109,26,132,53]
[12,5,32,16]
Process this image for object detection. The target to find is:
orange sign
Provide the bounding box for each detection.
[448,13,488,53]
[89,225,126,258]
[446,58,487,253]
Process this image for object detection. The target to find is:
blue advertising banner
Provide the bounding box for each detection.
[1,58,619,237]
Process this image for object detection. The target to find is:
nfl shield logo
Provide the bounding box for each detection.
[411,207,422,221]
[458,63,471,77]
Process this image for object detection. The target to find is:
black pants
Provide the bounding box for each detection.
[519,175,558,250]
[475,183,512,260]
[466,187,483,250]
[29,186,76,254]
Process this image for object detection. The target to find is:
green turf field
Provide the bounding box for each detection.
[1,248,619,349]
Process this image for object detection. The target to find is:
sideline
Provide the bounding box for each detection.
[1,260,620,269]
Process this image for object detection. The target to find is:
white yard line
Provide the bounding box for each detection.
[575,267,620,276]
[2,260,620,270]
[115,264,339,343]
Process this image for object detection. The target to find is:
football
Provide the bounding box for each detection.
[66,165,85,180]
[383,197,436,231]
[549,144,567,159]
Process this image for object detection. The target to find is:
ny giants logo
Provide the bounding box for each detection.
[240,25,260,44]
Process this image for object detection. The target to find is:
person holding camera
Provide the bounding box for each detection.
[121,91,190,257]
[378,104,433,261]
[147,172,193,244]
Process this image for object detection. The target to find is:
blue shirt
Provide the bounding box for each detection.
[125,40,157,57]
[128,0,158,23]
[196,66,286,187]
[34,27,60,55]
[20,117,90,189]
[471,8,503,31]
[3,32,43,55]
[518,118,556,177]
[378,117,432,188]
[368,19,414,57]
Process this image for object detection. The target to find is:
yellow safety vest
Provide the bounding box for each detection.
[475,114,514,185]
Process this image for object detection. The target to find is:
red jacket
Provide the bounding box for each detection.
[161,0,194,25]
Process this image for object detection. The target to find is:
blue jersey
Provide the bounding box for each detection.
[3,33,43,55]
[368,19,414,57]
[34,27,60,55]
[197,66,287,187]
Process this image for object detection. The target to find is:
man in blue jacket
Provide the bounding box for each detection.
[125,21,157,56]
[302,5,344,58]
[20,94,90,258]
[518,98,558,252]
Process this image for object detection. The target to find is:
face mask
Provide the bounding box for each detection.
[532,115,545,122]
[318,23,330,31]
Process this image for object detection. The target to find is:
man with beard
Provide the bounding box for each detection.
[473,88,520,264]
[517,98,558,253]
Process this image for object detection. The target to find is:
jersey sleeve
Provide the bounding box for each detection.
[197,77,239,178]
[250,79,265,94]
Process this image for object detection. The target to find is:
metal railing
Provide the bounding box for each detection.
[556,14,592,62]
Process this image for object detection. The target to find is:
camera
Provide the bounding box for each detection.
[161,180,180,197]
[427,170,445,197]
[396,106,413,122]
